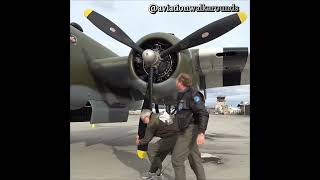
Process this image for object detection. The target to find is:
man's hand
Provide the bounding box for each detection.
[135,135,140,145]
[197,133,205,145]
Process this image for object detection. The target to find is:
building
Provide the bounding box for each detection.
[237,101,250,115]
[214,96,228,114]
[227,106,242,115]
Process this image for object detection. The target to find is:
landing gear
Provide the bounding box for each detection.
[166,105,172,114]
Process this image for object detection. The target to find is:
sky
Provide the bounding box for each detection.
[70,0,250,107]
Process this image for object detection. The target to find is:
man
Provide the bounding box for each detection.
[171,73,209,180]
[137,109,177,179]
[137,109,204,180]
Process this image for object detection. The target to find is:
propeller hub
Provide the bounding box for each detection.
[142,49,159,67]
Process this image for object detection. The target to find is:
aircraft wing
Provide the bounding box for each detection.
[192,47,249,89]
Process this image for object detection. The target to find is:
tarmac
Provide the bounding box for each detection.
[70,115,250,180]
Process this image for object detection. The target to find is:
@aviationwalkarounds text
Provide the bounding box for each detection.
[148,4,240,14]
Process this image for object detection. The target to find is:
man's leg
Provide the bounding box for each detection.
[141,142,163,179]
[147,141,163,173]
[188,143,206,180]
[154,136,178,175]
[171,124,197,180]
[148,136,178,173]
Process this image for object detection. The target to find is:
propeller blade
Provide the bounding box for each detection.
[148,67,154,109]
[155,104,159,113]
[160,12,247,58]
[137,69,154,153]
[84,9,144,54]
[137,96,150,153]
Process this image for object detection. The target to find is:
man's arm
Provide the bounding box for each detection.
[138,123,156,145]
[190,92,209,134]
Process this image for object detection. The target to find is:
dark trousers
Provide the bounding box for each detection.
[171,124,206,180]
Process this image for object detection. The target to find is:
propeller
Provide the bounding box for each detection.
[160,12,247,58]
[84,8,247,72]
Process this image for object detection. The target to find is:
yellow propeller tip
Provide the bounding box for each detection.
[237,12,247,23]
[84,9,93,17]
[137,150,147,159]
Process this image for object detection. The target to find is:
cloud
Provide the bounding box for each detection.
[206,85,250,95]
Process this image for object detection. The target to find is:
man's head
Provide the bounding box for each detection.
[140,109,152,124]
[176,73,192,91]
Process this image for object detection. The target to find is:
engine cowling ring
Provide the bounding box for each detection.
[128,32,192,103]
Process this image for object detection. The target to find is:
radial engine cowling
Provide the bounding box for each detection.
[128,33,192,104]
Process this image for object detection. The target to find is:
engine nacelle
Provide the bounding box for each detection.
[70,100,128,124]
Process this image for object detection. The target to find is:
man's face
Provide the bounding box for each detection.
[142,116,150,124]
[176,79,182,91]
